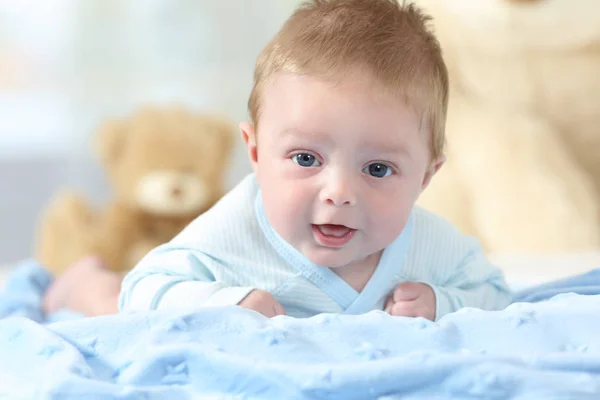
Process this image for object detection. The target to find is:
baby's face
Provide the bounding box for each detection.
[247,72,434,268]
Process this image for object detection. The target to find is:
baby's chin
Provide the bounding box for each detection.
[301,246,356,268]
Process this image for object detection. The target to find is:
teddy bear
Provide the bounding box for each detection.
[36,105,236,275]
[415,0,600,254]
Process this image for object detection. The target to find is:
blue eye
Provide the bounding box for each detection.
[292,153,321,167]
[364,163,392,178]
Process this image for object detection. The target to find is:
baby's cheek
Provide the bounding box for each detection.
[263,186,308,237]
[370,204,410,244]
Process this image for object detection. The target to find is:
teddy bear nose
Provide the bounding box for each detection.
[171,186,183,198]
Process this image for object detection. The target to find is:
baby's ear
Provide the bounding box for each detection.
[240,121,258,169]
[421,155,446,190]
[95,119,128,168]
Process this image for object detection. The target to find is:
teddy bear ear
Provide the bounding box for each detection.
[95,119,128,167]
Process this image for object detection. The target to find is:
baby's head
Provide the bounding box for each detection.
[241,0,448,268]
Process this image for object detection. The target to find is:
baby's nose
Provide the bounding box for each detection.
[321,179,357,207]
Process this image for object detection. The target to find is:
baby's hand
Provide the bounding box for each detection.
[238,289,286,318]
[384,282,436,321]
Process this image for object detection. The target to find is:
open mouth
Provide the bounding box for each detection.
[312,224,356,247]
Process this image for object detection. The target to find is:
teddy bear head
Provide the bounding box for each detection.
[427,0,600,51]
[95,106,235,217]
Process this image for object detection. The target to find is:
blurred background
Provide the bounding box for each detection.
[0,0,303,265]
[1,0,599,276]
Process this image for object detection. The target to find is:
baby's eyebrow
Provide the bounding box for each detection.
[280,128,334,144]
[366,141,414,159]
[279,128,304,138]
[279,127,417,160]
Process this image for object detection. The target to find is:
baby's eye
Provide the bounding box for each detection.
[363,163,392,178]
[292,153,321,167]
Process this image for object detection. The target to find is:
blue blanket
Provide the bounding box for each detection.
[1,260,600,399]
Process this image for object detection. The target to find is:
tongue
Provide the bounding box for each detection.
[318,224,351,237]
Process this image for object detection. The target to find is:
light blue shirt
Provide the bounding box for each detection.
[119,174,511,320]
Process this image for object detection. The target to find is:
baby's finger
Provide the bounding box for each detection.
[384,296,394,313]
[390,301,420,318]
[272,302,286,317]
[393,282,423,303]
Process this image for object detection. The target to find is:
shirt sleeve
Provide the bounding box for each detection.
[118,246,256,312]
[427,236,512,320]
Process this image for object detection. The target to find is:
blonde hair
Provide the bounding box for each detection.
[248,0,449,160]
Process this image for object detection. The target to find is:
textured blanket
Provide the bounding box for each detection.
[0,259,599,399]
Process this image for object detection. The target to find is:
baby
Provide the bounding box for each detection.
[45,0,511,321]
